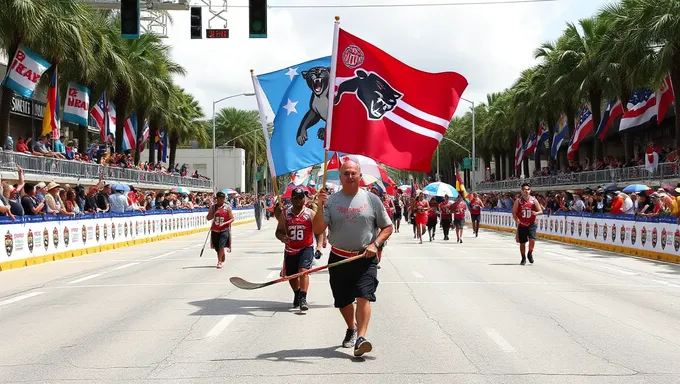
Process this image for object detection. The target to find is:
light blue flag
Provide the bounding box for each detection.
[551,114,569,160]
[255,56,333,176]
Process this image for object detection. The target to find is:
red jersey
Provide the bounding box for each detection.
[427,203,437,218]
[470,199,483,214]
[516,197,537,226]
[285,207,314,254]
[453,201,467,219]
[211,204,232,232]
[439,201,453,220]
[383,199,394,215]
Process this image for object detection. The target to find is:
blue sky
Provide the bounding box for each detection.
[165,0,614,119]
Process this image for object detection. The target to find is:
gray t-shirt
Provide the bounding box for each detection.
[323,189,392,252]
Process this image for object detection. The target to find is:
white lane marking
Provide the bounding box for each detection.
[150,251,176,260]
[485,328,516,353]
[0,292,46,307]
[205,315,237,339]
[68,274,103,284]
[653,280,680,288]
[113,262,139,270]
[563,256,578,261]
[267,269,280,279]
[412,270,424,279]
[602,266,637,276]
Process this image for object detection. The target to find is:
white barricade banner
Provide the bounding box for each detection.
[1,208,255,268]
[478,209,680,262]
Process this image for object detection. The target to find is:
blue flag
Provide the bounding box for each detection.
[255,56,332,176]
[551,114,569,160]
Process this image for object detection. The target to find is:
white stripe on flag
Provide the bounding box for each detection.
[384,111,444,141]
[396,100,450,128]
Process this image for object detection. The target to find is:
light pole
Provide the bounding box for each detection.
[460,97,476,192]
[438,136,471,185]
[212,92,255,193]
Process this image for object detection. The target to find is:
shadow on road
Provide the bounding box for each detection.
[210,346,375,363]
[188,298,332,316]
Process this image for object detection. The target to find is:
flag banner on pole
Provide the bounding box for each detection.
[1,45,51,98]
[551,114,568,160]
[619,89,657,132]
[122,113,137,151]
[252,56,333,177]
[514,135,524,170]
[595,99,623,141]
[63,83,90,126]
[41,66,60,139]
[325,27,468,172]
[657,74,674,124]
[567,104,593,160]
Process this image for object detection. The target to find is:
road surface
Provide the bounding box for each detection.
[1,219,680,383]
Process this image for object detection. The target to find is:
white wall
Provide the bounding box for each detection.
[174,147,246,192]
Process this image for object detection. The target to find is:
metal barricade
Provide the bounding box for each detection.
[0,151,213,190]
[476,162,680,192]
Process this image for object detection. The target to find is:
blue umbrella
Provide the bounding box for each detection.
[622,184,651,194]
[110,183,130,193]
[423,182,458,198]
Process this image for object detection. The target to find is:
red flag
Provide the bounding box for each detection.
[658,74,674,124]
[327,152,341,170]
[326,28,468,172]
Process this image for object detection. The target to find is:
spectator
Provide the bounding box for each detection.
[109,185,130,213]
[96,184,111,212]
[21,183,46,216]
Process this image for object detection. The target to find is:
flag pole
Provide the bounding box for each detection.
[322,16,341,190]
[251,68,286,222]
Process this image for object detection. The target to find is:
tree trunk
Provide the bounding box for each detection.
[0,41,19,145]
[113,88,130,154]
[169,130,178,170]
[134,107,146,165]
[77,124,88,154]
[589,88,603,162]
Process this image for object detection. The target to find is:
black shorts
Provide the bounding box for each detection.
[427,216,437,228]
[328,251,379,308]
[517,223,537,243]
[285,246,314,275]
[393,211,402,221]
[471,214,480,222]
[211,230,230,251]
[453,218,465,228]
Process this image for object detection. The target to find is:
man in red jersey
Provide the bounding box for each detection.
[438,194,453,241]
[206,191,234,269]
[469,193,483,237]
[452,194,467,243]
[512,183,543,265]
[275,187,316,311]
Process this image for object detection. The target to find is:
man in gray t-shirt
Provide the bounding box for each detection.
[313,160,393,358]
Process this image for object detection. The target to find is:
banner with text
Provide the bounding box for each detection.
[1,45,51,98]
[62,83,90,126]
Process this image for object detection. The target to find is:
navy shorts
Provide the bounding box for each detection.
[328,251,379,308]
[517,223,537,243]
[211,230,230,251]
[285,246,314,276]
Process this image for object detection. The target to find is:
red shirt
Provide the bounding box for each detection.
[516,197,537,227]
[427,203,437,218]
[453,201,467,219]
[470,198,483,214]
[211,204,232,232]
[285,207,314,254]
[439,201,453,220]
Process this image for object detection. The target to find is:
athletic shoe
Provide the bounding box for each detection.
[299,296,309,311]
[314,250,322,259]
[216,262,222,269]
[354,336,373,357]
[342,328,357,348]
[293,290,300,308]
[527,252,534,264]
[475,231,478,237]
[520,257,526,265]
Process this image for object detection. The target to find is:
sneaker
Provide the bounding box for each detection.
[299,296,309,311]
[527,252,534,264]
[520,257,526,265]
[342,328,357,348]
[314,250,322,260]
[293,290,300,308]
[216,262,222,269]
[354,336,373,357]
[475,231,478,237]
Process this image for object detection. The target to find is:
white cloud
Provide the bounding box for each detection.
[165,0,610,119]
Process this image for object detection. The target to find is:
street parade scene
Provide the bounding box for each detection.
[1,0,680,383]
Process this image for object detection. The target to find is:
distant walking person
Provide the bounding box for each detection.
[313,160,393,357]
[254,195,264,230]
[207,191,234,269]
[512,183,543,265]
[469,193,483,237]
[438,195,453,240]
[452,195,467,243]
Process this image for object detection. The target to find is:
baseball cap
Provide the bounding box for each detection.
[215,191,226,198]
[291,187,306,198]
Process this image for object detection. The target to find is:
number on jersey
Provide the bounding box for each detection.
[289,228,305,241]
[521,208,532,218]
[214,216,224,225]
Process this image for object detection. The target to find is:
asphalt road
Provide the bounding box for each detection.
[1,218,680,384]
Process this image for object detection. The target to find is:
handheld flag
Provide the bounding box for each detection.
[41,65,60,139]
[325,27,468,172]
[252,56,332,178]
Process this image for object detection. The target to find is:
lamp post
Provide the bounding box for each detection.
[212,92,255,193]
[460,97,476,192]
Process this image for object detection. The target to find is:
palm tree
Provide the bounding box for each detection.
[166,87,206,168]
[0,0,49,144]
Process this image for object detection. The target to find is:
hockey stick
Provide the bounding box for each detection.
[229,253,364,290]
[199,230,211,257]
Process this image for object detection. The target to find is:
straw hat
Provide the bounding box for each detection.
[46,181,60,191]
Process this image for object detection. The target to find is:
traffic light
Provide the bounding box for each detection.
[190,6,202,39]
[120,0,140,39]
[249,0,267,38]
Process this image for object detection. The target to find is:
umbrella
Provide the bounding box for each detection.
[222,188,239,196]
[423,182,458,198]
[622,184,651,194]
[176,187,190,194]
[110,183,130,193]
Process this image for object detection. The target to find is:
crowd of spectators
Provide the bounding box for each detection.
[2,134,210,181]
[0,166,217,222]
